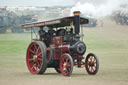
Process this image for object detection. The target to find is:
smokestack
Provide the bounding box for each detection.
[73,11,80,34]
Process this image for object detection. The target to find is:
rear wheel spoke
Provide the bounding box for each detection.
[37,62,40,68]
[29,58,33,62]
[34,43,37,50]
[36,46,40,54]
[38,57,42,61]
[37,52,41,57]
[31,63,36,70]
[30,49,35,54]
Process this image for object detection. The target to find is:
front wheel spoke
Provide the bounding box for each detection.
[94,59,96,63]
[67,67,71,72]
[89,66,92,71]
[92,56,94,61]
[66,58,69,63]
[93,66,96,71]
[67,63,71,67]
[88,58,90,61]
[86,61,89,65]
[88,65,90,69]
[64,68,68,73]
[64,70,67,73]
[90,56,92,62]
[94,63,96,67]
[91,67,94,72]
[62,61,65,64]
[87,62,91,66]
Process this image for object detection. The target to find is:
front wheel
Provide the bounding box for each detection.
[60,53,73,76]
[85,53,99,75]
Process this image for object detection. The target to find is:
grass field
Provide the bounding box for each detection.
[0,19,128,85]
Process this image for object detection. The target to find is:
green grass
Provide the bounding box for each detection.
[0,25,128,85]
[0,33,127,68]
[0,19,128,85]
[0,27,128,67]
[0,40,29,55]
[0,40,28,68]
[84,27,128,67]
[0,33,31,68]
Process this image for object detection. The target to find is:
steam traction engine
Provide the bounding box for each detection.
[22,11,99,76]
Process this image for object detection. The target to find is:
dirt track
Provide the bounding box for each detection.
[0,19,128,85]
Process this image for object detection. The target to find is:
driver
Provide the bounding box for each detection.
[56,29,66,36]
[38,27,46,40]
[48,27,56,36]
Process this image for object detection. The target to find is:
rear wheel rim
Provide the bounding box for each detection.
[60,54,72,76]
[27,42,43,74]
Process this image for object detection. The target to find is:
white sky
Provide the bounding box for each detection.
[0,0,75,6]
[0,0,127,7]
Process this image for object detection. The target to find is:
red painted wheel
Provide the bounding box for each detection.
[60,53,73,76]
[85,53,99,75]
[26,41,47,74]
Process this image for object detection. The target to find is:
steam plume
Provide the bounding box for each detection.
[71,0,128,17]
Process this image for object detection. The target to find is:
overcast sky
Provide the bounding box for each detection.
[0,0,75,6]
[0,0,108,7]
[0,0,127,7]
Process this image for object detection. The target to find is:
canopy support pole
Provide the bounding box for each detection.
[31,27,32,42]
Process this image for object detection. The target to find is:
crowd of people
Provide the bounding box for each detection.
[113,9,128,25]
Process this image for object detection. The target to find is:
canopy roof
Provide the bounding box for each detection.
[22,16,88,29]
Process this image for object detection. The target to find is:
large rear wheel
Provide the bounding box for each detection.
[26,41,47,74]
[85,53,99,75]
[60,53,73,76]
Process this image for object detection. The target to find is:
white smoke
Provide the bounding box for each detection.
[71,0,128,17]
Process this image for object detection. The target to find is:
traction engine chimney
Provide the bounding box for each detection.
[73,11,80,35]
